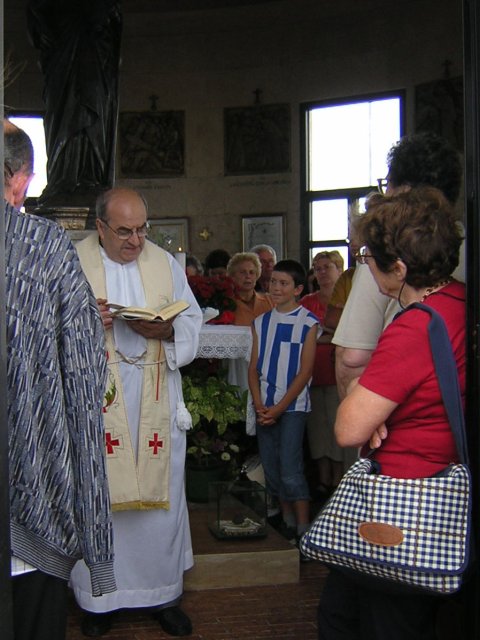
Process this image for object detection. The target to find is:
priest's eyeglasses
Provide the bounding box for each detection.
[354,246,375,264]
[102,220,150,240]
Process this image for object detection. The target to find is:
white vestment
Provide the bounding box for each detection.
[70,249,202,611]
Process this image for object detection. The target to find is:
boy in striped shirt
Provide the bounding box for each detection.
[248,260,318,547]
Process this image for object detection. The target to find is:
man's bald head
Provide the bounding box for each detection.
[95,188,149,264]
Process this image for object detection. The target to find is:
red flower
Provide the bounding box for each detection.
[208,310,235,325]
[187,275,237,323]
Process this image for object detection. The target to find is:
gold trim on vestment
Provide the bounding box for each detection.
[76,234,174,510]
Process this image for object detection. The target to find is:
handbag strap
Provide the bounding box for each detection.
[397,301,468,465]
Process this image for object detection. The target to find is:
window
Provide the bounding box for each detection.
[7,114,48,199]
[300,92,404,267]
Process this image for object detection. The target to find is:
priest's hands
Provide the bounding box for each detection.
[129,319,175,341]
[96,298,174,341]
[97,298,114,330]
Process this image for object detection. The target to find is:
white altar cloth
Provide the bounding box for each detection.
[196,325,252,363]
[195,325,254,431]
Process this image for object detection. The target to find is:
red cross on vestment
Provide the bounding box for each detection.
[149,432,164,455]
[105,432,121,455]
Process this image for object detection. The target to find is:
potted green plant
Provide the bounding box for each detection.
[182,372,248,502]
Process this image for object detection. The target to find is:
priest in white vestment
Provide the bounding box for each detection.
[70,188,202,638]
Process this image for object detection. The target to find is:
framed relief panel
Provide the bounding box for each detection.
[242,214,285,261]
[148,218,189,253]
[415,76,464,151]
[224,104,291,175]
[118,111,185,177]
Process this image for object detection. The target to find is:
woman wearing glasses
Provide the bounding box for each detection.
[317,186,465,640]
[301,251,347,498]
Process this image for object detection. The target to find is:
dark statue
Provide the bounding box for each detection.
[27,0,122,206]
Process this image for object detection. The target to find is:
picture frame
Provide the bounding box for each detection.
[224,104,291,175]
[118,111,185,177]
[242,214,285,261]
[415,76,464,151]
[148,218,189,253]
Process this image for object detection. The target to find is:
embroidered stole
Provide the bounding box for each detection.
[77,235,173,510]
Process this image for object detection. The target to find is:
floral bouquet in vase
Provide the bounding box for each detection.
[187,274,236,324]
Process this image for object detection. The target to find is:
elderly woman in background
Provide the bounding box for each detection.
[318,186,465,640]
[301,251,349,496]
[227,252,274,326]
[227,252,276,522]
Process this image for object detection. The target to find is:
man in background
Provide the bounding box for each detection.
[333,132,463,398]
[250,243,277,293]
[71,188,202,637]
[4,120,115,640]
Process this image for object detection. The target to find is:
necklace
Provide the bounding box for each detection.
[420,278,452,302]
[238,292,255,306]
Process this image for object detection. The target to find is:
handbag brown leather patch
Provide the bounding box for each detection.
[358,522,404,547]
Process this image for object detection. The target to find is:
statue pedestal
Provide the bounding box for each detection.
[25,200,96,231]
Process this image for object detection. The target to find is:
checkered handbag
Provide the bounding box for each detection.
[300,303,472,594]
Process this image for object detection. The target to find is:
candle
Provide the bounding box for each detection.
[174,248,186,271]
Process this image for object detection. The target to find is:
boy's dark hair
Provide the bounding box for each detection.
[273,259,306,288]
[387,132,462,205]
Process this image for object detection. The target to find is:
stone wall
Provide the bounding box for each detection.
[4,0,463,264]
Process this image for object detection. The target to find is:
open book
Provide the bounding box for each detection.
[108,300,190,322]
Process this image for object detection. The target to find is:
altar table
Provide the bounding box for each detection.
[196,324,252,364]
[195,324,255,432]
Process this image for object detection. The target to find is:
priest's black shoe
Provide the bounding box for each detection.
[153,606,193,636]
[80,612,113,637]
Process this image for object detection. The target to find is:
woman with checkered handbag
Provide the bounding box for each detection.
[316,187,466,640]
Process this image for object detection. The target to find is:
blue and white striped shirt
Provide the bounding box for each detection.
[253,306,318,412]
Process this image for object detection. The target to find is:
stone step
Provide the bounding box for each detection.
[184,503,299,591]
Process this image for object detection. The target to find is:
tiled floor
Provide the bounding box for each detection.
[66,469,327,640]
[66,561,328,640]
[64,472,470,640]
